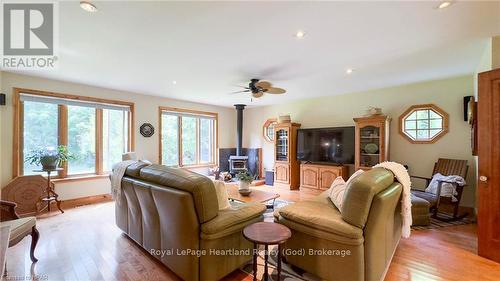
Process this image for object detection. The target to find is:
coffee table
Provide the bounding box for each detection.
[224,183,280,208]
[243,222,292,281]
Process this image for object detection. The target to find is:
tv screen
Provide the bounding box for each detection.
[297,126,355,164]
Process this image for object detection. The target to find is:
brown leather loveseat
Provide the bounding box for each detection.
[274,168,403,281]
[115,163,266,281]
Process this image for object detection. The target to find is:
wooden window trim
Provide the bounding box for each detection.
[398,103,449,144]
[158,106,218,167]
[12,87,135,179]
[263,118,277,142]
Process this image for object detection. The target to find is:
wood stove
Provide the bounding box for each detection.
[229,104,248,174]
[229,155,248,174]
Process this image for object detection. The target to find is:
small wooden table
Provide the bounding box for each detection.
[34,168,64,214]
[225,183,280,209]
[243,222,292,281]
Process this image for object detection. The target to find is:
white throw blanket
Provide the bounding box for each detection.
[425,173,465,202]
[373,162,412,238]
[111,160,136,205]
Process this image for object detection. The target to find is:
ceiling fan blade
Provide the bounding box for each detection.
[266,87,286,94]
[252,92,264,98]
[255,81,272,89]
[229,90,250,95]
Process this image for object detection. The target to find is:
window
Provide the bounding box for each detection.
[160,107,217,167]
[103,109,129,172]
[68,105,96,174]
[23,101,59,175]
[13,89,134,178]
[399,104,449,144]
[262,118,277,142]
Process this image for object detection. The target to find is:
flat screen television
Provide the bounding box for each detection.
[297,126,355,164]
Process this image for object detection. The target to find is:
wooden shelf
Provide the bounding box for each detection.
[354,115,391,170]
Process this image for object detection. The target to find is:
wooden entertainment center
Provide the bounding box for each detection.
[300,163,348,191]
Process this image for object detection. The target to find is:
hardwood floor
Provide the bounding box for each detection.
[5,186,499,281]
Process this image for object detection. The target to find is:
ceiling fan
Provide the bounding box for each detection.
[231,79,286,98]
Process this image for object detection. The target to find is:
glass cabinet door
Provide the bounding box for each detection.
[359,125,381,168]
[276,128,289,161]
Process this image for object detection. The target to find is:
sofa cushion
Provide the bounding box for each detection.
[341,168,395,228]
[278,201,363,240]
[138,164,219,223]
[201,203,266,239]
[328,176,347,210]
[124,161,151,178]
[213,180,231,210]
[412,190,438,206]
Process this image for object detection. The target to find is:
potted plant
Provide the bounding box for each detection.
[236,171,253,195]
[25,145,74,171]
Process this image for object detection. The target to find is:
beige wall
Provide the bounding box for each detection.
[243,75,477,207]
[0,72,236,200]
[493,36,500,69]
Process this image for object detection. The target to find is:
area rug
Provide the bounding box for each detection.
[411,213,475,230]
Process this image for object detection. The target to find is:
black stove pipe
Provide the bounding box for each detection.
[234,104,246,156]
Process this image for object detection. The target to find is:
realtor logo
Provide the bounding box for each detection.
[1,2,58,69]
[3,3,54,55]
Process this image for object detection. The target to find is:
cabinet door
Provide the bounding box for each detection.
[275,128,289,162]
[301,166,319,189]
[275,163,289,183]
[319,168,340,190]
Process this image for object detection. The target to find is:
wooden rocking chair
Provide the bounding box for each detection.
[411,158,469,222]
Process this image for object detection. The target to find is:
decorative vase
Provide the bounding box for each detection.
[40,156,58,170]
[238,181,251,195]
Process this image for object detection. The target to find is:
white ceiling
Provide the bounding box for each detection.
[6,1,500,107]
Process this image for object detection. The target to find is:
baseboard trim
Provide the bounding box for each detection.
[17,194,113,218]
[51,194,113,210]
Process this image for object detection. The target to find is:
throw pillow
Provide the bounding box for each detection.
[346,169,365,187]
[328,176,347,210]
[328,169,365,212]
[213,180,231,210]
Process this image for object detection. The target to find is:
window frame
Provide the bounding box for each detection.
[262,118,277,142]
[158,106,218,168]
[12,88,135,180]
[398,103,449,144]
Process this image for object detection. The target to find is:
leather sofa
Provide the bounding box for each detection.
[115,163,266,281]
[274,168,402,281]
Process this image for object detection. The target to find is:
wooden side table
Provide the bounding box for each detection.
[243,222,292,281]
[34,168,64,214]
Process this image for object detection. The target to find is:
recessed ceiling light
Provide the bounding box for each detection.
[437,1,453,9]
[346,68,354,74]
[295,30,306,38]
[172,80,177,85]
[80,1,98,13]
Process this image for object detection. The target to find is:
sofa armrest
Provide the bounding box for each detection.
[201,203,266,239]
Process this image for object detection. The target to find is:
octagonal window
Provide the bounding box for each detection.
[399,104,449,143]
[263,118,277,142]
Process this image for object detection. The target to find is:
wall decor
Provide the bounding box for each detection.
[399,104,449,144]
[468,100,477,155]
[262,118,277,142]
[463,96,474,121]
[140,123,155,137]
